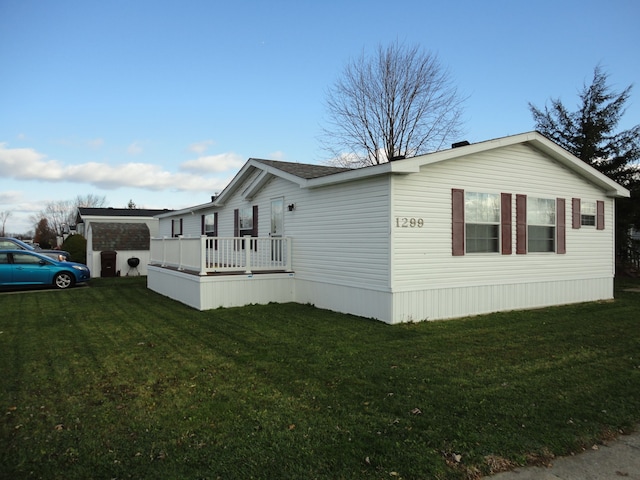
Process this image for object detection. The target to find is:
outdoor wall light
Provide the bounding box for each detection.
[288,204,295,211]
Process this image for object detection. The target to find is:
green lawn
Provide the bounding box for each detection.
[1,277,639,480]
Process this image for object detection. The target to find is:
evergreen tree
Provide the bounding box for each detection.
[529,66,640,266]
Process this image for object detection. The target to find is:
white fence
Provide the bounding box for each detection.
[150,236,292,275]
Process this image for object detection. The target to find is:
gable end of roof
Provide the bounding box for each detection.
[90,223,150,251]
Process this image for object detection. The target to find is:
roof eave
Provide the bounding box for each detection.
[155,201,215,218]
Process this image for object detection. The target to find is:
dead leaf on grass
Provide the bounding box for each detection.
[484,455,517,474]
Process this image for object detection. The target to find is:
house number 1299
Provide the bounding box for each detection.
[395,217,424,228]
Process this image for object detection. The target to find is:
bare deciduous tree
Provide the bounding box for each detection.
[0,210,12,236]
[322,42,466,167]
[35,194,108,235]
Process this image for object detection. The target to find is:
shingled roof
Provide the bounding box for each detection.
[78,207,171,217]
[90,223,150,251]
[252,159,352,179]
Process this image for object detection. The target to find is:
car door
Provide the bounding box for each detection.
[0,252,12,284]
[11,252,53,284]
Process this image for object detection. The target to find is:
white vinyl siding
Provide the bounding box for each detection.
[216,169,391,290]
[391,143,615,293]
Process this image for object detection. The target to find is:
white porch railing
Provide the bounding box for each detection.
[150,236,292,275]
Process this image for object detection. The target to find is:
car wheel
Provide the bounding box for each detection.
[54,272,75,289]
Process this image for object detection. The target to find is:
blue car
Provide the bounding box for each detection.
[0,237,71,262]
[0,250,90,290]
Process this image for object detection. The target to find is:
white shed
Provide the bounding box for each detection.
[76,208,172,277]
[149,132,629,323]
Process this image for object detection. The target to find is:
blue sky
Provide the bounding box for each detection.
[1,0,638,234]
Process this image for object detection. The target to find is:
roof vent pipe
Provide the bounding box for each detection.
[452,141,470,148]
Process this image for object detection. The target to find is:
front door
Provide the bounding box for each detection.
[271,198,284,262]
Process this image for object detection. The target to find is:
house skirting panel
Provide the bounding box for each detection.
[390,276,614,323]
[294,278,393,323]
[148,268,613,324]
[147,266,295,311]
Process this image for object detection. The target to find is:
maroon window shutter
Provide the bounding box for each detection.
[252,205,258,251]
[179,218,183,235]
[213,212,218,250]
[557,198,566,254]
[572,198,581,229]
[252,205,259,236]
[451,189,464,256]
[596,200,605,230]
[233,209,239,250]
[516,194,527,254]
[501,193,512,255]
[201,215,205,235]
[171,219,175,237]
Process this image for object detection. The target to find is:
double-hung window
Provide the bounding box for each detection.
[204,213,217,236]
[527,197,556,252]
[234,206,258,250]
[580,201,596,226]
[465,192,500,253]
[238,207,253,237]
[171,218,183,237]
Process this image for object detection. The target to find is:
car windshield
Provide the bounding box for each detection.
[0,238,35,250]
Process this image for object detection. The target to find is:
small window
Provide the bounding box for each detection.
[465,192,500,253]
[171,218,183,237]
[204,214,216,236]
[238,207,253,237]
[528,197,555,252]
[581,201,596,226]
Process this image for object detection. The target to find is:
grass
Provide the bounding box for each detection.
[1,277,639,479]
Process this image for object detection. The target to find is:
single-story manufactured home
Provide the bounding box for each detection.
[148,131,630,323]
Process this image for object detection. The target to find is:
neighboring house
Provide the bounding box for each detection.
[76,208,172,277]
[148,132,630,324]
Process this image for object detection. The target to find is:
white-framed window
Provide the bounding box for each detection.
[581,201,596,226]
[527,197,555,252]
[238,207,253,237]
[204,213,216,236]
[465,192,500,253]
[171,218,183,237]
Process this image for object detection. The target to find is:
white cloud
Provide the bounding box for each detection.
[180,152,245,173]
[0,143,231,193]
[0,143,63,180]
[127,141,143,155]
[188,140,214,154]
